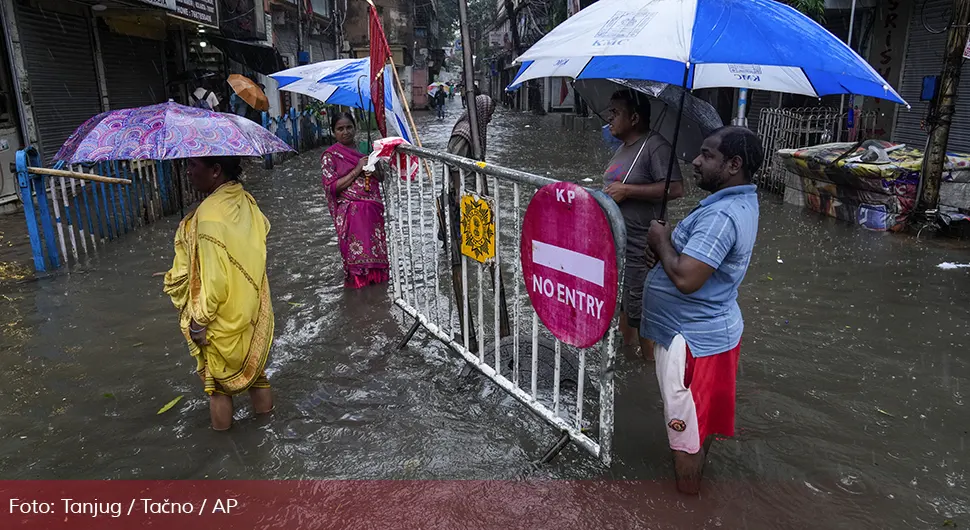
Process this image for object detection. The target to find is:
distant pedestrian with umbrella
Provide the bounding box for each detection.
[228,74,270,124]
[602,89,683,351]
[434,88,447,120]
[643,126,763,495]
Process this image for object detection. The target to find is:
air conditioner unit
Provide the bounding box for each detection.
[272,11,286,26]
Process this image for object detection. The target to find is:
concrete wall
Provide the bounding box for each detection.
[343,0,413,50]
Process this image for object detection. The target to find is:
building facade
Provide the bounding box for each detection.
[742,0,970,153]
[0,0,339,207]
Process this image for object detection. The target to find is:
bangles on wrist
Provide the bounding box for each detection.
[189,326,205,334]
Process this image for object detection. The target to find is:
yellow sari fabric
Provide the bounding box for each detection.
[163,182,274,395]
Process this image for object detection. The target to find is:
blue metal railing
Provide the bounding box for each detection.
[16,147,199,272]
[261,106,333,165]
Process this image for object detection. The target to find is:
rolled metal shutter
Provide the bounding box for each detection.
[15,4,101,165]
[99,29,166,110]
[746,90,773,133]
[894,0,970,152]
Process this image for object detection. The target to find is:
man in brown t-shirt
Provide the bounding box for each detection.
[603,90,684,352]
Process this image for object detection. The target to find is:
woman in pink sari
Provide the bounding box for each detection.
[321,112,389,288]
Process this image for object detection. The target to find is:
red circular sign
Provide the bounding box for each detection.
[520,182,618,348]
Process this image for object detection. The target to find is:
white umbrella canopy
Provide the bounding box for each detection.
[510,0,905,105]
[575,78,723,162]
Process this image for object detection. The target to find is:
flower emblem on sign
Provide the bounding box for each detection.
[459,194,495,263]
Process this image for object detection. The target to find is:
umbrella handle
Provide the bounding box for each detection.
[658,66,691,221]
[621,137,649,184]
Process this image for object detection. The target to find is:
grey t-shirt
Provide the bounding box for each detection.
[603,132,682,253]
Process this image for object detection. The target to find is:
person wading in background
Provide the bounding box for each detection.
[642,126,763,495]
[602,89,683,355]
[439,94,498,349]
[435,88,448,121]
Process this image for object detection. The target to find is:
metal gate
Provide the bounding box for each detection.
[384,144,625,465]
[756,106,878,194]
[15,2,102,165]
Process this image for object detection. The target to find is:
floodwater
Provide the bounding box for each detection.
[0,101,968,528]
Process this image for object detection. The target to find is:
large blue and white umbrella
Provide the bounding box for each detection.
[270,59,413,142]
[509,0,907,106]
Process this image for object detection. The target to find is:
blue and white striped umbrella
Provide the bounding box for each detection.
[509,0,907,106]
[270,58,413,142]
[271,59,373,109]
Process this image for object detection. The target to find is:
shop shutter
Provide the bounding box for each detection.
[99,28,166,111]
[894,0,970,152]
[15,3,101,165]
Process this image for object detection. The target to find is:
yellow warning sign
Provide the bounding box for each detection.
[459,193,495,263]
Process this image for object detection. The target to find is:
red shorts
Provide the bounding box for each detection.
[654,335,741,454]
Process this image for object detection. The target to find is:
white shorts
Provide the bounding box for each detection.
[655,334,740,454]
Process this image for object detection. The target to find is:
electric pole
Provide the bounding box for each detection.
[297,0,303,59]
[918,0,970,215]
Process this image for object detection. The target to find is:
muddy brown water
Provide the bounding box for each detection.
[0,103,967,527]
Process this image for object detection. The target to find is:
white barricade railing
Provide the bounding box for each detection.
[384,144,626,466]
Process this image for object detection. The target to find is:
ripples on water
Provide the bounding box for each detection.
[0,104,967,526]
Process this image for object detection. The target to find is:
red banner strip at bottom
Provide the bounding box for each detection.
[0,480,762,529]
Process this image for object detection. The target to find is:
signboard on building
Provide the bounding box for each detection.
[220,0,265,40]
[174,0,218,28]
[140,0,177,8]
[520,182,618,348]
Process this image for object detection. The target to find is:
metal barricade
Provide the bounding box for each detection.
[756,107,878,194]
[15,146,199,272]
[385,144,625,466]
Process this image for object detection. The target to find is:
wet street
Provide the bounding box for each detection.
[1,101,968,528]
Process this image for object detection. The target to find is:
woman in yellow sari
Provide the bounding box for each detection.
[163,156,274,430]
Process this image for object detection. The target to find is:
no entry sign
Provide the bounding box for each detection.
[521,182,618,348]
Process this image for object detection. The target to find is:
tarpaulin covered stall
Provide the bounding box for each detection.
[779,141,970,231]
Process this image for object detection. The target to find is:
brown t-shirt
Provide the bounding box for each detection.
[603,132,682,254]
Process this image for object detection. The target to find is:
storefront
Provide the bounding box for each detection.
[12,0,102,164]
[99,14,169,110]
[893,0,970,153]
[1,0,221,165]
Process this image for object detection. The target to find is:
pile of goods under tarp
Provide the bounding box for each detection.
[778,140,970,231]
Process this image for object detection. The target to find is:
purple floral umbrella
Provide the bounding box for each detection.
[54,100,294,163]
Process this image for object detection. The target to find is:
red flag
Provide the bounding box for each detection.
[369,4,391,137]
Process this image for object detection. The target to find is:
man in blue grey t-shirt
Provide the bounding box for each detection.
[642,126,763,495]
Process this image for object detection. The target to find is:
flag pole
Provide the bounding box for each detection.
[456,0,481,160]
[364,0,433,164]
